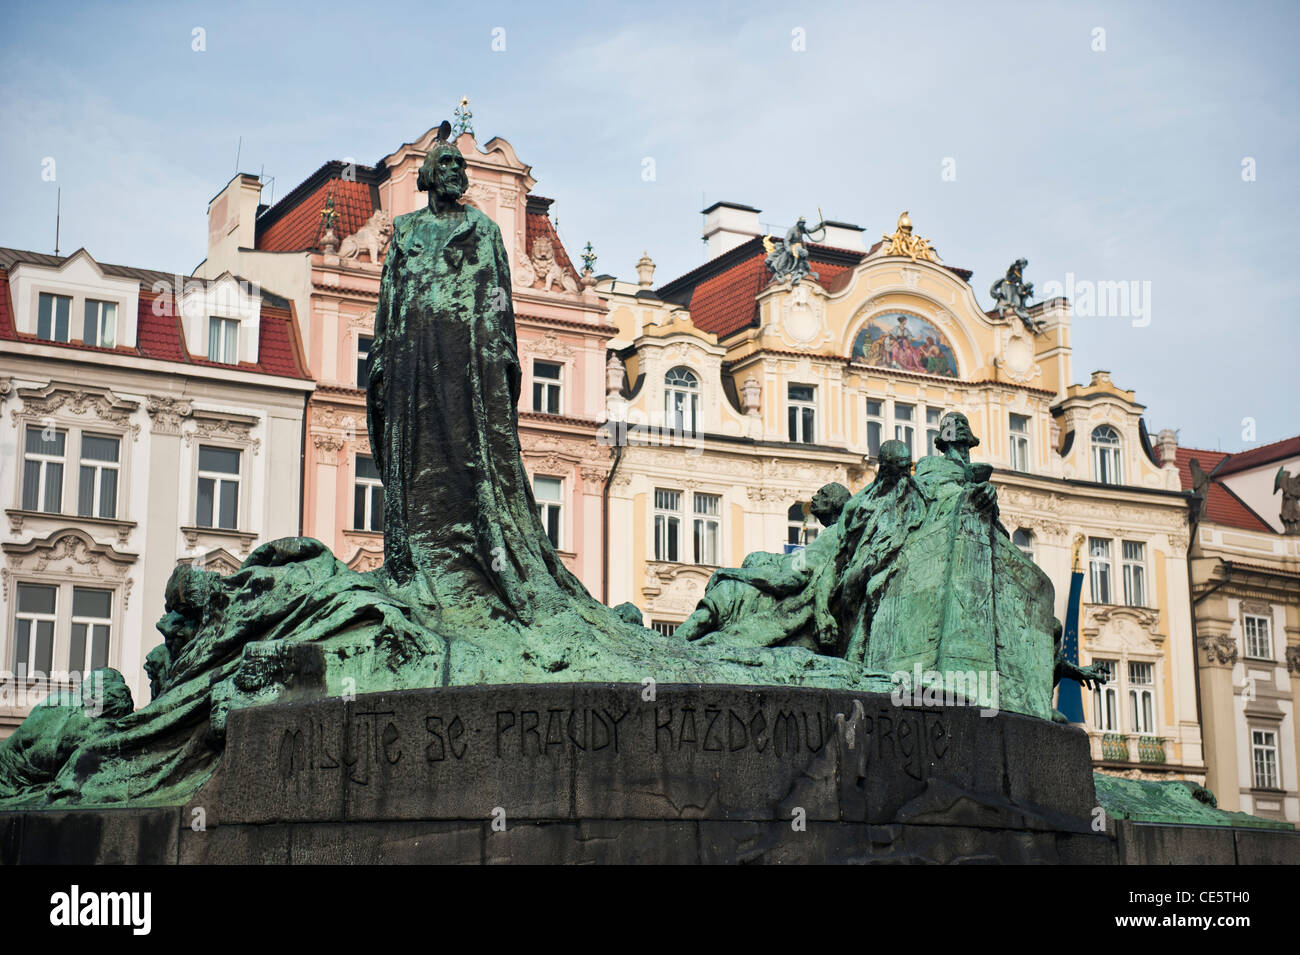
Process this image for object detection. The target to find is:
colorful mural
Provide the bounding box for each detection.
[851,311,958,378]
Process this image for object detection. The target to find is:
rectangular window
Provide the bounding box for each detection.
[207,317,239,364]
[1009,413,1030,472]
[1128,661,1155,735]
[1121,541,1146,607]
[787,384,816,444]
[13,583,57,680]
[925,407,943,457]
[1089,537,1113,604]
[894,402,915,456]
[357,335,373,390]
[533,475,563,548]
[651,620,678,637]
[1252,730,1279,790]
[353,455,384,533]
[1243,615,1273,660]
[532,360,562,415]
[82,299,117,348]
[654,488,682,562]
[1091,659,1118,732]
[37,292,71,342]
[196,445,240,529]
[22,425,66,513]
[69,587,112,679]
[77,433,120,520]
[866,400,883,457]
[693,493,721,566]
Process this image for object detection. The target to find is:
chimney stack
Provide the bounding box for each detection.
[701,201,761,259]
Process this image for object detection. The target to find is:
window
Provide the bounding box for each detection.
[664,367,698,435]
[353,455,384,532]
[357,335,373,390]
[1128,662,1155,735]
[1089,537,1113,604]
[69,588,112,679]
[1091,425,1122,485]
[37,292,71,342]
[534,476,563,548]
[13,583,57,679]
[1252,730,1279,790]
[1091,659,1118,732]
[82,299,117,348]
[1009,414,1030,472]
[196,446,240,529]
[866,400,883,457]
[693,493,721,565]
[894,402,915,456]
[787,502,821,551]
[1121,541,1146,607]
[1244,614,1273,660]
[207,317,239,364]
[1013,528,1035,562]
[532,360,563,414]
[22,426,65,513]
[651,620,678,637]
[925,407,943,457]
[77,434,120,519]
[788,384,816,443]
[654,488,682,561]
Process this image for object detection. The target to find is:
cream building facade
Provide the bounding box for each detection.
[599,204,1203,780]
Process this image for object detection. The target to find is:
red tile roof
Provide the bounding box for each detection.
[525,197,579,277]
[1174,447,1272,532]
[258,174,376,253]
[1211,435,1300,476]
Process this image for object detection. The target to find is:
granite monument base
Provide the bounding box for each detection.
[2,685,1296,864]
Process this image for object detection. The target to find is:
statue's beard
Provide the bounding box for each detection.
[435,176,464,201]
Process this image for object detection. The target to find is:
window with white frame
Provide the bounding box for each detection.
[207,317,239,364]
[37,292,71,342]
[925,407,943,456]
[1091,659,1119,732]
[654,488,682,561]
[693,493,721,566]
[664,367,699,435]
[1009,414,1030,472]
[69,587,112,679]
[1088,537,1113,604]
[1128,661,1155,735]
[787,502,822,551]
[13,583,57,679]
[356,335,373,390]
[82,299,117,348]
[1013,528,1035,562]
[532,360,563,414]
[21,425,65,513]
[1091,425,1122,485]
[196,445,241,530]
[1121,541,1147,607]
[1243,614,1273,660]
[1252,729,1279,790]
[788,384,816,443]
[533,476,563,548]
[894,402,916,456]
[651,620,679,637]
[866,400,884,457]
[77,433,120,520]
[353,455,384,532]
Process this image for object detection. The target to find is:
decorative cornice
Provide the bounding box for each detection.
[12,382,141,440]
[145,395,193,435]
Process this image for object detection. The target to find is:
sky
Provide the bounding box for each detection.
[1,0,1296,452]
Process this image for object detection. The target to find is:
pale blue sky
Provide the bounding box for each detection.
[2,0,1295,451]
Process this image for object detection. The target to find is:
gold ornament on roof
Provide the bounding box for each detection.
[880,211,937,262]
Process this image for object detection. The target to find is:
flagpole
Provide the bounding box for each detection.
[1057,534,1087,724]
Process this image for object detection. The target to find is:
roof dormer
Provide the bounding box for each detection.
[7,249,140,350]
[179,273,263,366]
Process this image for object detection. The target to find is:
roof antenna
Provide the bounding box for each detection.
[54,187,61,256]
[235,136,242,175]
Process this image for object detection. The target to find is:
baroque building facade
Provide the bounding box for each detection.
[0,248,312,730]
[599,203,1204,781]
[196,128,611,591]
[1170,434,1300,821]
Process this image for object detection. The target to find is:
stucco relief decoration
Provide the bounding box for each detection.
[0,376,12,405]
[512,234,536,287]
[338,210,393,264]
[852,311,958,378]
[1286,645,1300,674]
[526,331,575,362]
[348,309,375,331]
[1198,634,1239,666]
[997,320,1042,384]
[1086,605,1163,649]
[459,182,493,209]
[145,395,193,435]
[180,548,243,576]
[13,384,141,440]
[641,562,711,614]
[184,413,261,455]
[4,530,135,585]
[529,236,578,294]
[779,282,826,347]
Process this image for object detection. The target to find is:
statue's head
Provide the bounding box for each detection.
[876,439,912,480]
[811,482,850,526]
[935,411,979,454]
[417,141,468,201]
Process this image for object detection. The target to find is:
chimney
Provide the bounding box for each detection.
[635,251,656,289]
[205,173,264,274]
[702,201,761,259]
[819,220,867,252]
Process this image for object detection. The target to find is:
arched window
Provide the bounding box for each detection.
[1012,528,1035,562]
[664,366,699,435]
[1091,425,1122,485]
